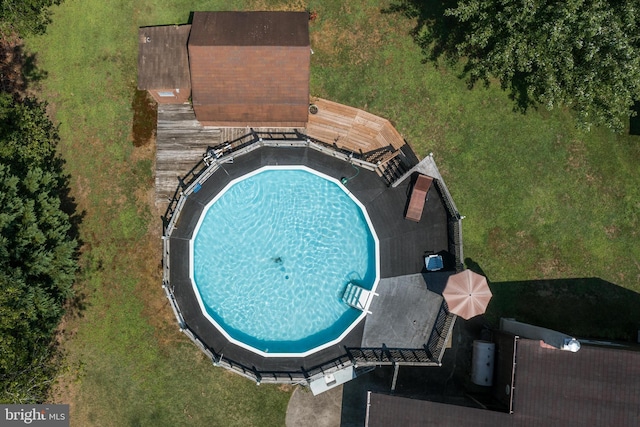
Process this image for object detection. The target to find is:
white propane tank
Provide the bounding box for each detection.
[471,340,495,386]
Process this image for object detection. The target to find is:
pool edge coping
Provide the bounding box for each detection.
[188,164,381,358]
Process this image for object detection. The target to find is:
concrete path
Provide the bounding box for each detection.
[285,385,343,427]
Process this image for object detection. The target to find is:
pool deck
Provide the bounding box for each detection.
[156,99,409,205]
[362,274,444,348]
[168,145,452,374]
[306,98,406,152]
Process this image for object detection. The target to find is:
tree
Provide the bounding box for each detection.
[443,0,640,131]
[0,0,63,37]
[0,94,77,403]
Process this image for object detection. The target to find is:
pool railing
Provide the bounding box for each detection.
[162,131,383,236]
[160,132,459,384]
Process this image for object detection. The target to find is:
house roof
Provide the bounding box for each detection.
[366,338,640,426]
[137,25,191,90]
[187,11,310,126]
[189,11,309,47]
[512,339,640,426]
[366,393,508,427]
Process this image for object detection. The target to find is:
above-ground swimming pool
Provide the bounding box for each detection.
[190,166,379,356]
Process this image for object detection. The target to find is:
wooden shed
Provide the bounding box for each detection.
[138,25,192,104]
[188,11,310,127]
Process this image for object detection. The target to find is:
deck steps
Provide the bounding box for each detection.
[378,155,410,186]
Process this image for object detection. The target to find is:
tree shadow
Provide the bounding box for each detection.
[0,36,48,98]
[382,1,536,114]
[49,150,87,319]
[505,72,538,114]
[630,101,640,136]
[46,154,82,231]
[66,289,89,319]
[466,258,640,342]
[22,50,48,85]
[382,0,463,65]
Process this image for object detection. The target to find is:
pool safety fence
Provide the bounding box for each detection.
[162,131,382,235]
[162,158,211,234]
[388,153,464,273]
[346,346,440,366]
[159,134,381,384]
[429,166,464,273]
[448,219,464,272]
[161,237,186,329]
[160,132,457,383]
[426,302,457,362]
[156,301,363,385]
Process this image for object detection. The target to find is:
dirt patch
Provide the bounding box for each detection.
[514,229,537,250]
[566,141,586,168]
[0,34,26,97]
[0,34,47,98]
[130,144,159,215]
[487,227,508,254]
[604,224,619,239]
[565,139,598,187]
[130,133,155,161]
[278,384,295,393]
[131,89,157,147]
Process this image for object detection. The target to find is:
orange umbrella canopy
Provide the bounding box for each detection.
[443,270,492,319]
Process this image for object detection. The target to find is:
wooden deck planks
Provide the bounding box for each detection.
[155,104,303,205]
[155,99,409,206]
[307,98,405,154]
[155,104,223,203]
[379,122,405,150]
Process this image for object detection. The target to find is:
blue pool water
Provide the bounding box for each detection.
[191,167,378,355]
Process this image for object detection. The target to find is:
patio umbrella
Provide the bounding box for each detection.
[443,270,492,319]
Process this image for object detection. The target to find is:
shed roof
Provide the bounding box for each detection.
[189,11,309,47]
[188,11,310,126]
[137,25,191,90]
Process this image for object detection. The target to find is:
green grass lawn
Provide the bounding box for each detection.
[24,0,640,425]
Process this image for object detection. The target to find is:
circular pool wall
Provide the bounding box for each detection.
[189,166,379,357]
